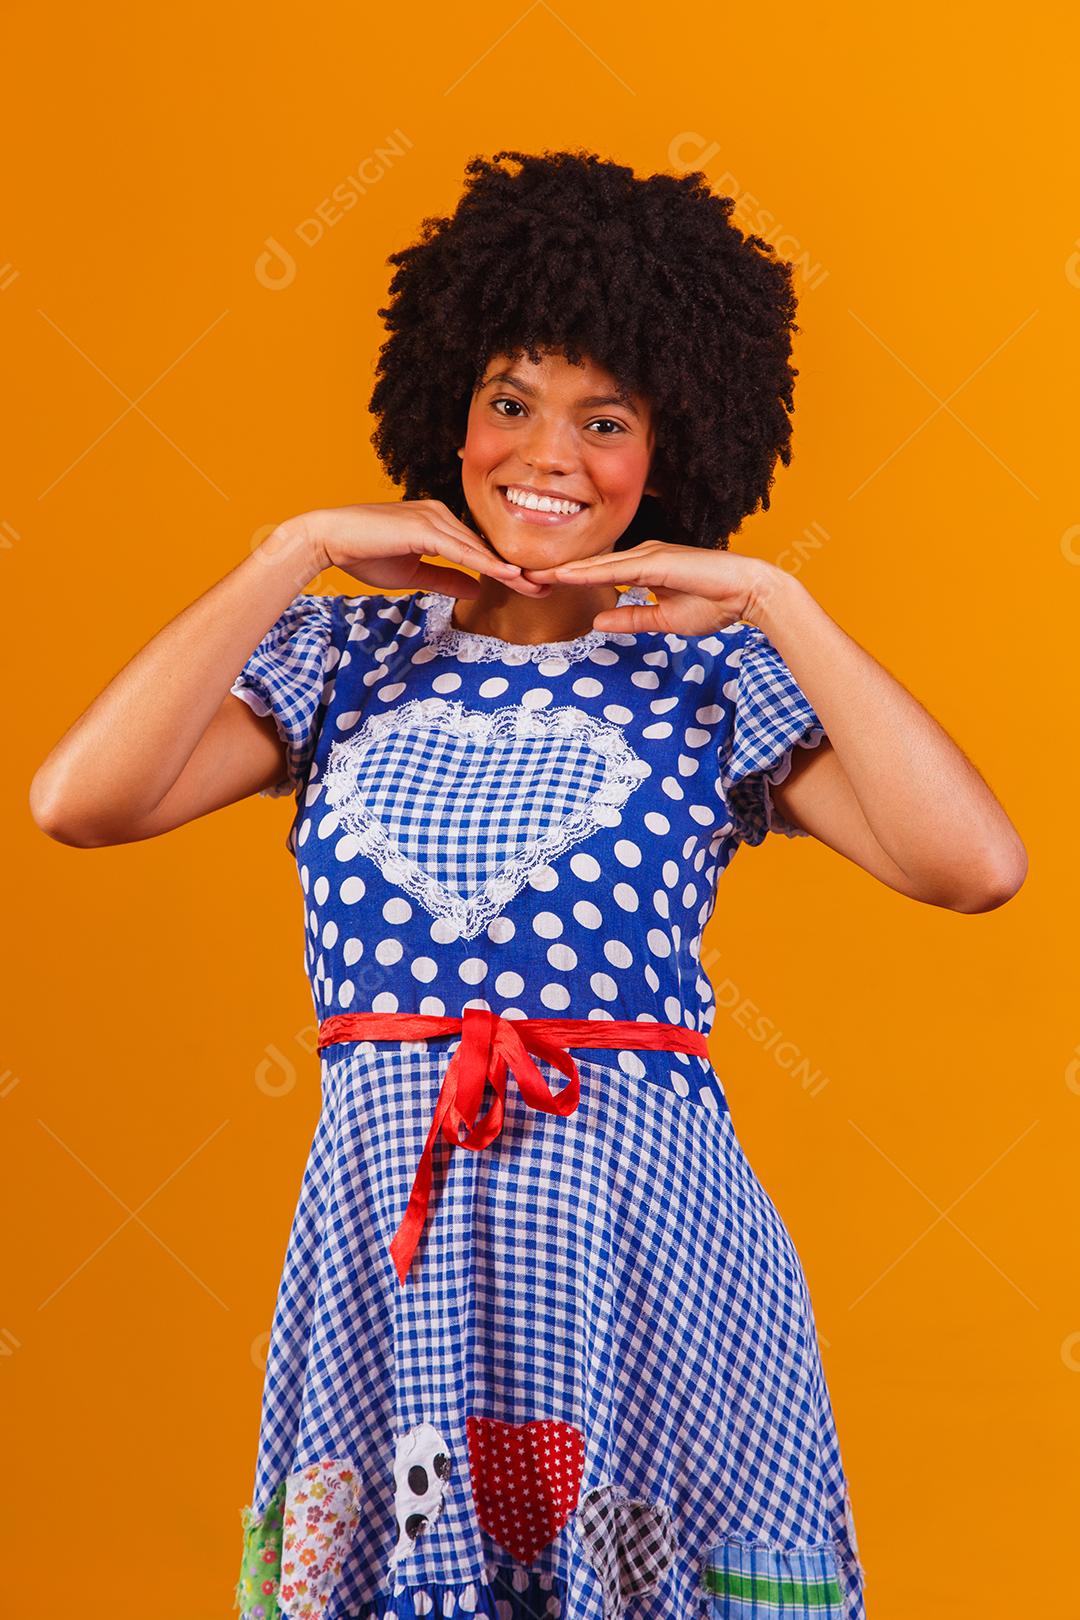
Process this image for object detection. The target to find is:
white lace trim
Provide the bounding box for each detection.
[419,584,652,665]
[320,696,651,940]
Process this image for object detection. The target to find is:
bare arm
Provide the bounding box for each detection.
[28,496,561,849]
[749,569,1028,912]
[28,521,327,847]
[522,543,1028,915]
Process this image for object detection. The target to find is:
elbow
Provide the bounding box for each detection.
[28,773,104,848]
[947,840,1029,914]
[28,772,64,840]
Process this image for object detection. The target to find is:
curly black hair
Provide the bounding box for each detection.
[368,147,800,552]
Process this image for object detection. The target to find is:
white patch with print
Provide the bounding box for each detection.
[321,696,649,940]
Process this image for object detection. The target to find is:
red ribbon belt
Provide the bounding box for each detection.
[317,1007,710,1286]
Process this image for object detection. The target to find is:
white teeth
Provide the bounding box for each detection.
[505,486,584,516]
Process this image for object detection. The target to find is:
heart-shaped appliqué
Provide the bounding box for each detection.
[321,698,649,940]
[574,1484,677,1619]
[465,1414,586,1564]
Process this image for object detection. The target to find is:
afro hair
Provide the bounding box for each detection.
[367,147,801,552]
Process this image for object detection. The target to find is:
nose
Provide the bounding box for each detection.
[520,411,579,475]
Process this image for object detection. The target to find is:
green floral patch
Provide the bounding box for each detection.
[234,1477,288,1618]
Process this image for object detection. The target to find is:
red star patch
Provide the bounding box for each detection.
[465,1415,586,1564]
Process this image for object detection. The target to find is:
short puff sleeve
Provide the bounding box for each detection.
[230,592,336,798]
[719,623,826,846]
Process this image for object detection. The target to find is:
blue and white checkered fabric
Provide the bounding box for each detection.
[230,591,337,808]
[326,707,617,900]
[719,624,826,846]
[230,588,864,1620]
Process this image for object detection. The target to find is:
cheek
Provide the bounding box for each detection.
[461,417,502,472]
[591,446,651,504]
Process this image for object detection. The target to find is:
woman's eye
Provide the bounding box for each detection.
[490,399,625,435]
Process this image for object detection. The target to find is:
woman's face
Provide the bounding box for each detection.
[457,348,660,567]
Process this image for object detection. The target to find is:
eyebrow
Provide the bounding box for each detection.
[478,369,642,420]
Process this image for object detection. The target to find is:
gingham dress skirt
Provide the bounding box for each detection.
[234,1033,866,1620]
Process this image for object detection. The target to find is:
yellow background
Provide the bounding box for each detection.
[4,3,1076,1615]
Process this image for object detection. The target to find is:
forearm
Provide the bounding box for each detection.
[30,521,325,829]
[747,568,1027,893]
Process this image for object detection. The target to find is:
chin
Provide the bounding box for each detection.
[474,517,551,567]
[478,528,522,565]
[495,538,577,572]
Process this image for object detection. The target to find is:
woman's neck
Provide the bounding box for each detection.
[449,580,621,645]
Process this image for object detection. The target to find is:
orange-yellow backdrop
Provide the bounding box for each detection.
[4,4,1075,1616]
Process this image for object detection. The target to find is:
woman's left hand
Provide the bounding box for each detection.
[521,540,783,636]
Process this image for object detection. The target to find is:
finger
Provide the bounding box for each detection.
[425,516,520,566]
[408,562,483,597]
[428,508,513,558]
[449,548,555,593]
[412,562,549,598]
[435,564,552,598]
[524,556,627,579]
[590,603,664,633]
[424,538,551,596]
[502,576,553,596]
[429,531,522,580]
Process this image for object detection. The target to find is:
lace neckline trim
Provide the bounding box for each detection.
[420,584,651,664]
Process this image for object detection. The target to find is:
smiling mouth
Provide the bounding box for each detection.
[496,485,590,525]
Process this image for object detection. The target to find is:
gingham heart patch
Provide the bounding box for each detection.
[321,698,649,940]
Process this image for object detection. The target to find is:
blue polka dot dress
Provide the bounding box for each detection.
[229,584,868,1620]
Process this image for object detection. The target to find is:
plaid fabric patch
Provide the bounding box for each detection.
[573,1484,677,1618]
[702,1541,845,1616]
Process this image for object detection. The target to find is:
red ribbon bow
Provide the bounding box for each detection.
[317,1008,709,1285]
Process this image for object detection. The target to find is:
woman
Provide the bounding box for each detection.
[30,148,1026,1620]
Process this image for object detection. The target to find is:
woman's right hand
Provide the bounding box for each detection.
[280,500,550,598]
